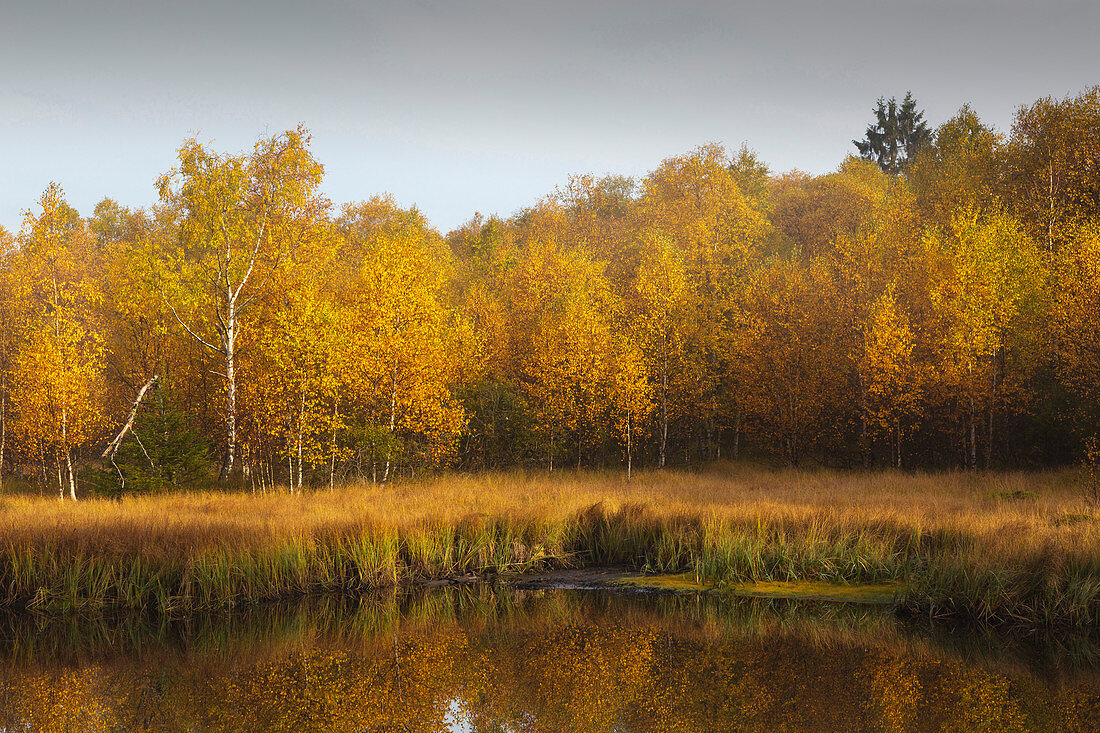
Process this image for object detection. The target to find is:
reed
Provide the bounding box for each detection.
[0,465,1096,625]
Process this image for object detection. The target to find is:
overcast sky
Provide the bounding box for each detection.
[2,0,1098,234]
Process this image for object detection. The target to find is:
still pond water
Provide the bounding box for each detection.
[1,586,1098,732]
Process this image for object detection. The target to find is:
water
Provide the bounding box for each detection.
[1,586,1098,731]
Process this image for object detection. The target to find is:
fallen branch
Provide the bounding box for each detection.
[102,376,160,489]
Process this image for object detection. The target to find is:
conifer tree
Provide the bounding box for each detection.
[854,92,932,175]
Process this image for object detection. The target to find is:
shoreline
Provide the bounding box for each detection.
[0,551,1095,628]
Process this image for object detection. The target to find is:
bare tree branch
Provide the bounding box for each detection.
[131,429,156,471]
[102,373,160,488]
[232,216,267,303]
[103,374,160,460]
[159,289,223,355]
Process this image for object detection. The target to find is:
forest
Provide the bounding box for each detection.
[1,87,1099,499]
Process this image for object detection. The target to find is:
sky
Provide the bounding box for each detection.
[2,0,1099,235]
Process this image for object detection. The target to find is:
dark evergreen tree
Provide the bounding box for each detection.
[104,399,212,495]
[853,92,932,174]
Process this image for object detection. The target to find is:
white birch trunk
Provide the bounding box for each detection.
[329,400,338,491]
[61,405,76,500]
[222,298,237,481]
[0,390,5,493]
[383,367,397,484]
[626,412,632,481]
[66,450,76,501]
[659,363,668,470]
[296,391,305,492]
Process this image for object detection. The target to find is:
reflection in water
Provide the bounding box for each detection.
[0,587,1098,731]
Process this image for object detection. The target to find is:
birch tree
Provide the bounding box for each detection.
[928,210,1045,470]
[155,126,325,480]
[253,285,347,491]
[860,285,922,468]
[1004,86,1100,251]
[511,242,626,470]
[639,144,769,460]
[11,185,106,499]
[1050,223,1100,442]
[631,230,696,468]
[338,198,465,481]
[0,228,22,489]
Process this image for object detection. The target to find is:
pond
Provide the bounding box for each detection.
[0,585,1097,731]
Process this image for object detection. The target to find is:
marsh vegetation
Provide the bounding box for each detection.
[1,466,1096,626]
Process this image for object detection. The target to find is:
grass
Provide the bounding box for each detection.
[0,463,1097,625]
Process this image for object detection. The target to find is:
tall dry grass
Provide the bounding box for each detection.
[0,464,1096,624]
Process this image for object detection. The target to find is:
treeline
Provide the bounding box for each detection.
[1,88,1099,495]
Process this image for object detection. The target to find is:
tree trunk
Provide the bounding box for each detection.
[221,318,237,482]
[895,423,902,470]
[61,406,75,500]
[732,409,741,462]
[1047,161,1055,253]
[626,412,632,481]
[705,411,716,462]
[329,400,338,491]
[296,391,305,492]
[659,364,668,469]
[859,374,870,469]
[968,393,977,473]
[66,450,76,501]
[0,390,5,492]
[102,375,160,466]
[986,348,998,470]
[383,368,397,484]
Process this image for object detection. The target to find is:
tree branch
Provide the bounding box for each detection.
[102,374,160,461]
[233,216,267,304]
[160,289,223,355]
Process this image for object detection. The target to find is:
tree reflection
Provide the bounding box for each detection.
[0,588,1097,732]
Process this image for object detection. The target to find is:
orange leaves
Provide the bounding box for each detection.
[3,186,108,497]
[5,115,1100,482]
[1050,223,1100,428]
[736,257,840,463]
[11,314,107,455]
[860,286,923,445]
[1004,86,1100,249]
[334,199,465,472]
[927,210,1045,378]
[514,245,629,461]
[640,143,768,283]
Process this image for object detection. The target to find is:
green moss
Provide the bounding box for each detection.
[987,490,1037,501]
[725,580,900,604]
[1050,512,1093,527]
[615,573,711,592]
[617,574,900,604]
